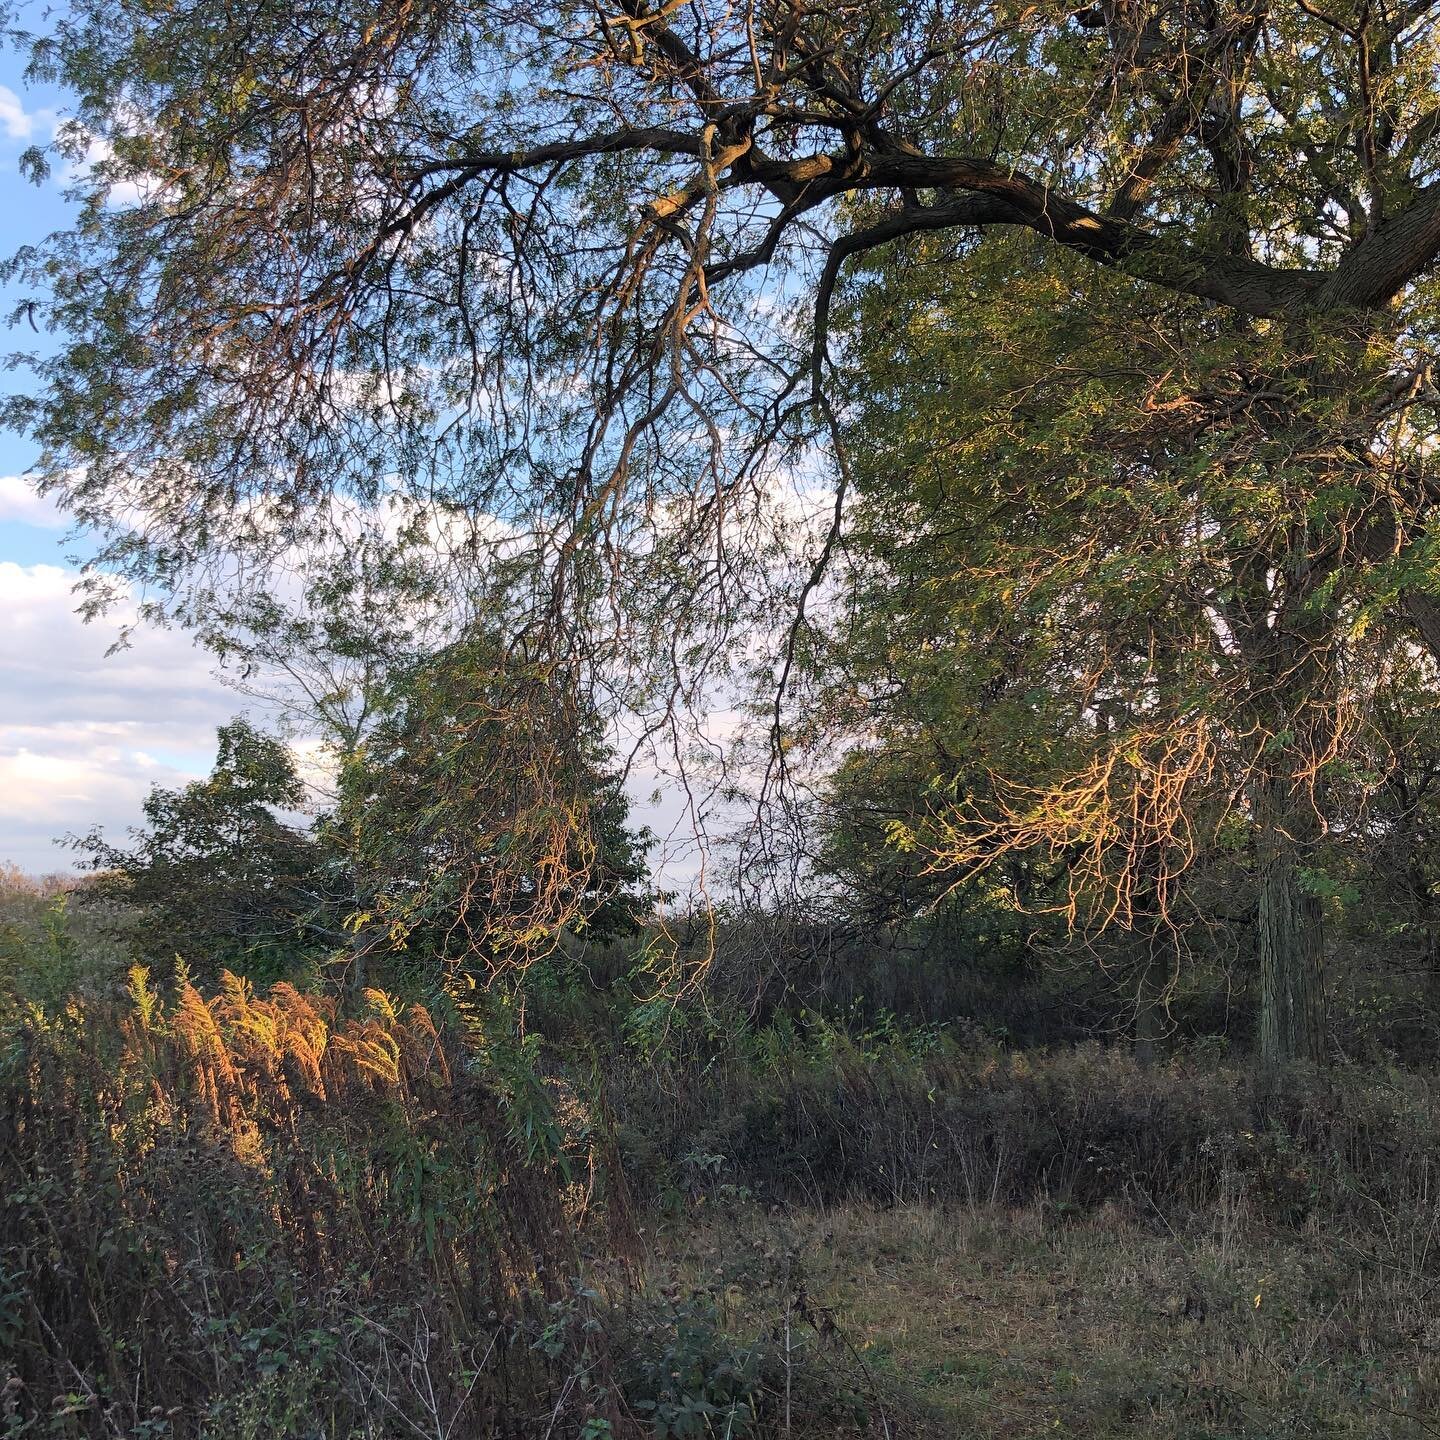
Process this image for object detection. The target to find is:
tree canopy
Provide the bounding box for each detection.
[13,0,1440,1058]
[336,628,656,980]
[74,718,326,978]
[11,2,1440,628]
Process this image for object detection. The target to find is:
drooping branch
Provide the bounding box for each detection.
[16,0,1440,746]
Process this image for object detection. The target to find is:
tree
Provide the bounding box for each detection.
[336,629,656,985]
[808,231,1439,1060]
[12,0,1440,1059]
[74,719,328,979]
[801,271,1219,1059]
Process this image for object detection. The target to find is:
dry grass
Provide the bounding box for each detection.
[0,970,637,1438]
[656,1199,1440,1438]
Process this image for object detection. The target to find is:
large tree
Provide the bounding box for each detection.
[11,0,1440,1058]
[802,235,1373,1057]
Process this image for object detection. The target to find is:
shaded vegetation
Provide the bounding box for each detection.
[4,883,1439,1436]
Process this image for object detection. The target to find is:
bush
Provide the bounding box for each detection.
[0,873,132,1021]
[613,1021,1440,1244]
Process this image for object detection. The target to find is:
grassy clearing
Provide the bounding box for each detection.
[654,1200,1440,1438]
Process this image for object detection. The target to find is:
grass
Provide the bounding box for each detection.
[7,899,1440,1438]
[654,1198,1440,1438]
[606,1004,1440,1436]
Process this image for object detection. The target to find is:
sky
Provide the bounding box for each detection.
[0,56,280,876]
[0,48,725,888]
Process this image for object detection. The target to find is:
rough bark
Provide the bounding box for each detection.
[1134,925,1175,1069]
[1253,773,1328,1067]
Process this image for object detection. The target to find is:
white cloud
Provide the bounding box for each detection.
[0,476,65,529]
[58,132,152,209]
[0,562,240,875]
[0,85,33,141]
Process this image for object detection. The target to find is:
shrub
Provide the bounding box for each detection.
[0,879,132,1022]
[613,1024,1440,1246]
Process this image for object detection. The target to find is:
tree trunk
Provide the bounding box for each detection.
[1254,773,1328,1066]
[1222,321,1381,1066]
[1134,933,1172,1068]
[1243,618,1331,1069]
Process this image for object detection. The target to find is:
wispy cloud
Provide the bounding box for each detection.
[0,476,65,529]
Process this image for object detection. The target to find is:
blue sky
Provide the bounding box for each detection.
[0,50,239,875]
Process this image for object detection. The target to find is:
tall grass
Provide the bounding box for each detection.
[1,969,636,1438]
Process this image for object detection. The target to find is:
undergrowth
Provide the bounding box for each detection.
[6,903,1440,1438]
[614,1010,1440,1244]
[1,968,641,1438]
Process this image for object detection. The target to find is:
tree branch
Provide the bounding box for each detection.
[1320,180,1440,309]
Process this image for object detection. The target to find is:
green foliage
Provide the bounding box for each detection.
[798,215,1440,1060]
[12,0,1440,1071]
[0,872,131,1023]
[619,1290,772,1439]
[11,3,1440,1425]
[336,628,656,982]
[70,719,329,982]
[613,1013,1440,1227]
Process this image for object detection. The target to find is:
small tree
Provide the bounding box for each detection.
[75,719,327,980]
[336,631,655,987]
